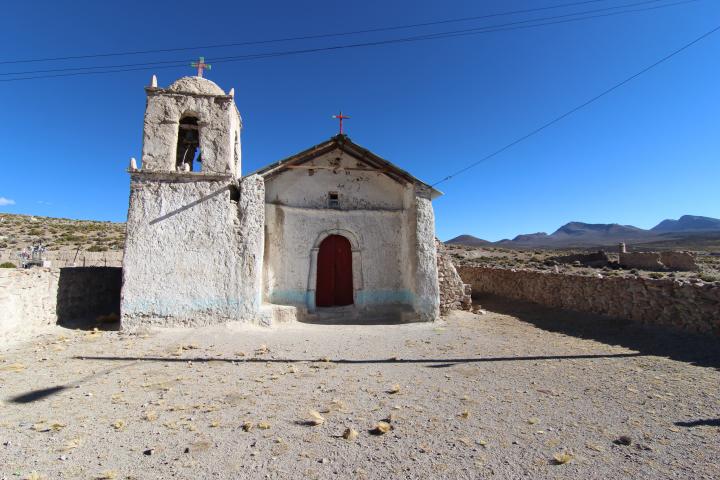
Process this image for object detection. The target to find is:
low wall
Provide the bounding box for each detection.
[458,266,720,335]
[0,267,122,346]
[619,251,698,271]
[0,268,59,342]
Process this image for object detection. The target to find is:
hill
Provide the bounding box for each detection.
[449,215,720,249]
[445,234,491,246]
[651,215,720,233]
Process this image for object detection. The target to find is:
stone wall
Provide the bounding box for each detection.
[659,252,698,271]
[436,240,471,314]
[549,251,609,268]
[458,266,720,335]
[619,251,698,271]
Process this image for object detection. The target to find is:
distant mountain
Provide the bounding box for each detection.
[512,232,548,243]
[445,234,491,246]
[447,215,720,249]
[551,222,646,238]
[651,215,720,233]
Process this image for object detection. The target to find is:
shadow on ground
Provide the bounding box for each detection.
[8,352,642,404]
[674,418,720,428]
[478,294,720,370]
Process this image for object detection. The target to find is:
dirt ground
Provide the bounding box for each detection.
[1,298,719,480]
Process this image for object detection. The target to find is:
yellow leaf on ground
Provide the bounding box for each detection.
[553,452,573,465]
[50,422,65,431]
[2,363,26,372]
[308,411,325,426]
[144,411,158,421]
[242,421,254,432]
[371,421,392,435]
[342,427,359,440]
[59,437,82,452]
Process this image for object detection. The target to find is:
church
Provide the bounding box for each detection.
[120,75,443,328]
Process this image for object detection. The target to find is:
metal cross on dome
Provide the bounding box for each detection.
[332,111,350,134]
[191,56,212,78]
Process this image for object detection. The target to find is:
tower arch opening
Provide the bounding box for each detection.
[176,115,201,171]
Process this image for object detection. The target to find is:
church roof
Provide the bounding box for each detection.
[250,135,442,199]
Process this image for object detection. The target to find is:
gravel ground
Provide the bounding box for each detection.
[1,298,719,479]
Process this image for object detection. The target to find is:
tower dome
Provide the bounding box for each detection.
[167,76,225,96]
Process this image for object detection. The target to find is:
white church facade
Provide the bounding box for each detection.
[120,76,442,328]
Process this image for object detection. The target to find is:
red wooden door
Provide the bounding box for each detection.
[316,235,354,307]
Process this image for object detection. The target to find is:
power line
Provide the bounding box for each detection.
[0,0,687,76]
[0,0,614,65]
[0,0,699,82]
[430,23,720,187]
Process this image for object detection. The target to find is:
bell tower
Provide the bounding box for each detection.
[121,75,264,330]
[140,75,241,176]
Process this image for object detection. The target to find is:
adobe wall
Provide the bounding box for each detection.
[0,268,59,344]
[263,151,440,321]
[142,77,241,176]
[0,267,122,348]
[458,266,720,335]
[121,173,264,329]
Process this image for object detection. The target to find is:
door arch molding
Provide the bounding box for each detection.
[307,229,363,311]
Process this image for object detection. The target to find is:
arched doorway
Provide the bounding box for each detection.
[316,235,354,307]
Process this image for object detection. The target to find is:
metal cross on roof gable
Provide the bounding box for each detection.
[191,56,212,78]
[332,111,350,135]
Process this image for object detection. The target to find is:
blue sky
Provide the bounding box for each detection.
[1,0,718,241]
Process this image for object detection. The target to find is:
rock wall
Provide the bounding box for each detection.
[619,251,698,271]
[549,251,609,267]
[458,266,720,335]
[659,252,698,271]
[435,240,471,314]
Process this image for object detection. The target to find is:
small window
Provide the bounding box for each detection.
[328,192,339,208]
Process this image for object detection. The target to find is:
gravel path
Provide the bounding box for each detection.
[1,299,718,479]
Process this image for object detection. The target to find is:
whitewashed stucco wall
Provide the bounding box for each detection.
[263,149,438,320]
[141,77,241,176]
[121,174,264,328]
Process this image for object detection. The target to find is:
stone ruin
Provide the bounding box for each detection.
[618,243,698,271]
[548,251,610,268]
